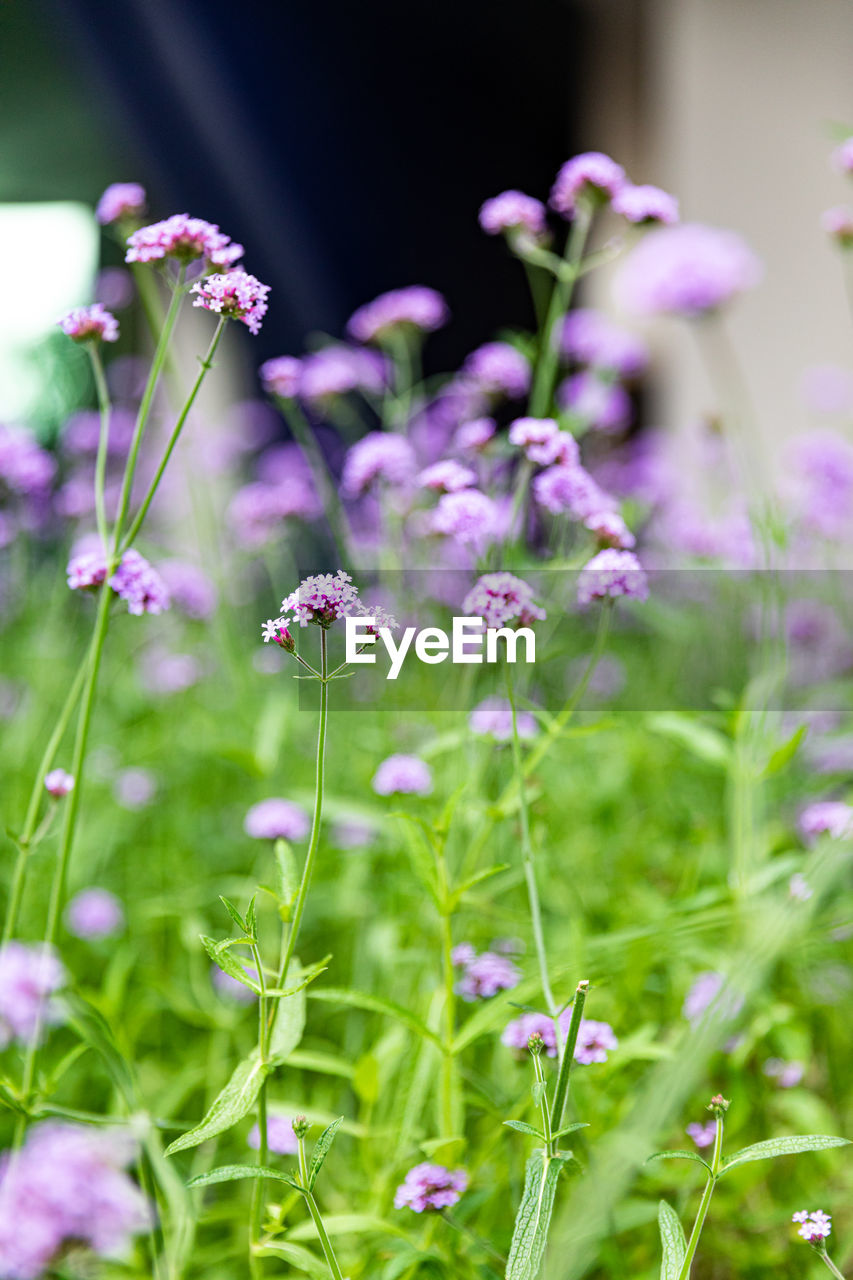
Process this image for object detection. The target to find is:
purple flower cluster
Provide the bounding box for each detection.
[96,182,147,226]
[550,152,626,217]
[431,489,502,554]
[615,223,761,316]
[417,460,476,492]
[682,971,745,1025]
[533,463,616,520]
[229,476,320,548]
[125,214,243,267]
[763,1058,805,1088]
[454,947,520,1000]
[0,426,56,497]
[453,417,496,451]
[44,769,74,798]
[577,549,648,605]
[0,1122,151,1277]
[346,286,449,343]
[67,547,170,616]
[298,346,387,402]
[191,270,270,335]
[792,1210,832,1243]
[462,572,545,629]
[508,417,579,467]
[686,1121,716,1149]
[821,205,853,247]
[66,888,125,940]
[57,304,119,344]
[394,1162,468,1213]
[247,1115,299,1155]
[272,570,359,631]
[501,1011,618,1062]
[798,800,853,842]
[611,183,679,225]
[561,309,648,377]
[469,697,538,742]
[479,190,547,237]
[341,432,416,497]
[157,560,217,620]
[244,798,310,841]
[372,754,433,796]
[585,510,636,549]
[0,943,66,1048]
[463,342,531,399]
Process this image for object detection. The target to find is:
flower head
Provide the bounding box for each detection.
[450,943,477,968]
[248,1116,299,1155]
[0,426,56,496]
[125,214,243,266]
[95,182,147,226]
[798,800,853,842]
[462,572,545,629]
[833,136,853,173]
[158,560,217,620]
[298,346,387,401]
[764,1058,805,1088]
[550,152,626,217]
[560,371,632,433]
[66,888,125,940]
[58,304,119,344]
[577,549,648,605]
[279,571,359,628]
[479,190,547,237]
[509,417,580,467]
[44,769,74,798]
[615,223,761,317]
[585,510,635,549]
[431,488,501,554]
[502,1009,617,1062]
[533,464,616,519]
[212,965,257,1004]
[463,342,531,399]
[0,943,66,1048]
[682,971,744,1024]
[612,183,679,225]
[455,949,520,1000]
[561,309,648,377]
[686,1121,716,1149]
[342,432,416,497]
[347,286,449,343]
[244,798,310,841]
[469,697,538,742]
[793,1210,832,1244]
[394,1162,468,1213]
[259,355,302,398]
[574,1019,618,1064]
[191,270,270,335]
[372,754,433,797]
[417,460,476,492]
[67,547,170,616]
[453,417,496,451]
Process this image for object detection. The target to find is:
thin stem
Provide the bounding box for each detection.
[250,939,270,1270]
[298,1138,345,1280]
[529,204,592,417]
[676,1113,724,1280]
[549,980,588,1149]
[4,661,88,944]
[88,344,112,549]
[531,1050,553,1151]
[278,397,357,568]
[505,662,556,1018]
[120,319,226,554]
[818,1249,847,1280]
[438,876,456,1139]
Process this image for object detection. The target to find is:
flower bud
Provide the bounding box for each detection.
[527,1031,545,1056]
[707,1093,730,1115]
[291,1115,310,1140]
[44,769,75,798]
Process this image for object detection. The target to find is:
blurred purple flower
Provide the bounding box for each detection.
[612,183,679,225]
[96,182,146,226]
[0,943,66,1048]
[550,151,626,217]
[577,549,648,605]
[244,798,310,841]
[561,308,648,377]
[431,488,501,554]
[682,971,744,1025]
[789,873,813,902]
[157,560,217,620]
[509,417,580,467]
[372,754,432,796]
[394,1162,468,1213]
[821,205,853,247]
[615,223,761,316]
[686,1121,716,1149]
[417,460,476,492]
[559,371,632,433]
[798,800,853,842]
[479,190,547,237]
[342,432,416,497]
[799,364,853,416]
[58,305,119,344]
[212,965,257,1004]
[298,346,387,402]
[584,510,635,549]
[44,769,74,798]
[114,768,157,811]
[62,406,135,457]
[260,355,302,398]
[66,889,125,940]
[0,426,56,496]
[764,1058,805,1087]
[463,342,531,399]
[533,464,616,519]
[95,267,135,311]
[227,477,320,548]
[346,286,448,343]
[574,1019,618,1064]
[453,417,496,452]
[248,1116,299,1155]
[456,950,520,1000]
[469,697,538,742]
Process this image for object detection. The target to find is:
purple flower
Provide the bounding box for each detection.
[469,697,539,742]
[615,223,761,316]
[44,769,74,798]
[277,570,359,629]
[462,572,545,629]
[508,417,580,467]
[158,560,217,620]
[764,1058,805,1088]
[502,1011,561,1056]
[244,798,310,841]
[821,205,853,247]
[550,152,626,217]
[561,309,648,377]
[191,270,270,335]
[114,767,157,810]
[0,426,56,496]
[212,965,257,1004]
[394,1162,468,1213]
[456,950,520,1000]
[611,183,679,225]
[57,304,119,344]
[479,190,547,237]
[0,944,66,1048]
[559,371,632,433]
[0,1122,151,1278]
[584,510,635,549]
[686,1121,716,1149]
[228,477,321,548]
[346,286,449,343]
[573,1019,618,1064]
[66,889,125,940]
[453,417,496,451]
[417,460,476,492]
[784,430,853,540]
[533,464,616,519]
[792,1210,832,1243]
[67,548,170,616]
[298,346,387,402]
[248,1116,299,1155]
[342,432,416,497]
[259,355,302,398]
[450,943,477,968]
[798,800,853,843]
[682,971,744,1024]
[126,214,243,267]
[833,136,853,172]
[95,182,147,226]
[431,488,501,553]
[463,342,531,399]
[372,754,432,797]
[577,549,648,605]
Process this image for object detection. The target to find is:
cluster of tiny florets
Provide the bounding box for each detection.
[191,270,270,335]
[125,214,243,266]
[453,946,520,1001]
[462,572,546,629]
[67,548,170,616]
[394,1163,468,1213]
[96,182,147,226]
[792,1210,832,1243]
[347,286,449,343]
[479,190,547,237]
[57,304,119,344]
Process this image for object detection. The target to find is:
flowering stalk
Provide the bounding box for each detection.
[815,1247,847,1280]
[528,200,592,417]
[548,980,589,1152]
[296,1130,344,1280]
[676,1098,727,1280]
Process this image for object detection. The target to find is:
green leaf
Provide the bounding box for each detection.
[200,935,262,994]
[719,1134,850,1175]
[646,1149,712,1173]
[166,1052,270,1155]
[657,1199,686,1280]
[245,894,258,940]
[274,839,298,915]
[0,1081,28,1116]
[552,1122,589,1141]
[307,987,443,1050]
[762,726,806,778]
[307,1116,343,1190]
[267,955,331,999]
[504,1120,546,1139]
[188,1163,301,1191]
[645,713,731,769]
[449,863,510,908]
[505,1149,568,1280]
[269,984,307,1067]
[531,1081,548,1107]
[219,896,247,933]
[256,1242,328,1277]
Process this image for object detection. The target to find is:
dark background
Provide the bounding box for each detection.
[4,0,581,369]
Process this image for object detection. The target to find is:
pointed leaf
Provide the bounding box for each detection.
[646,1149,712,1173]
[269,986,306,1066]
[166,1052,270,1155]
[552,1122,589,1141]
[504,1120,546,1139]
[531,1081,547,1107]
[762,726,806,778]
[219,896,247,933]
[200,936,261,995]
[307,1116,344,1190]
[719,1134,850,1175]
[188,1163,302,1190]
[506,1149,569,1280]
[267,955,331,999]
[245,894,258,940]
[256,1242,328,1277]
[449,863,510,908]
[274,839,298,915]
[657,1199,686,1280]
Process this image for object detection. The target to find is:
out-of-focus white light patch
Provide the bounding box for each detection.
[0,203,98,420]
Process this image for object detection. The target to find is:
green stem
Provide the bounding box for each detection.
[298,1138,345,1280]
[120,319,226,554]
[279,397,357,567]
[250,937,270,1273]
[818,1249,848,1280]
[88,344,112,549]
[531,1049,553,1151]
[438,881,456,1139]
[505,662,556,1018]
[528,204,592,417]
[548,980,588,1150]
[4,661,88,944]
[676,1113,724,1280]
